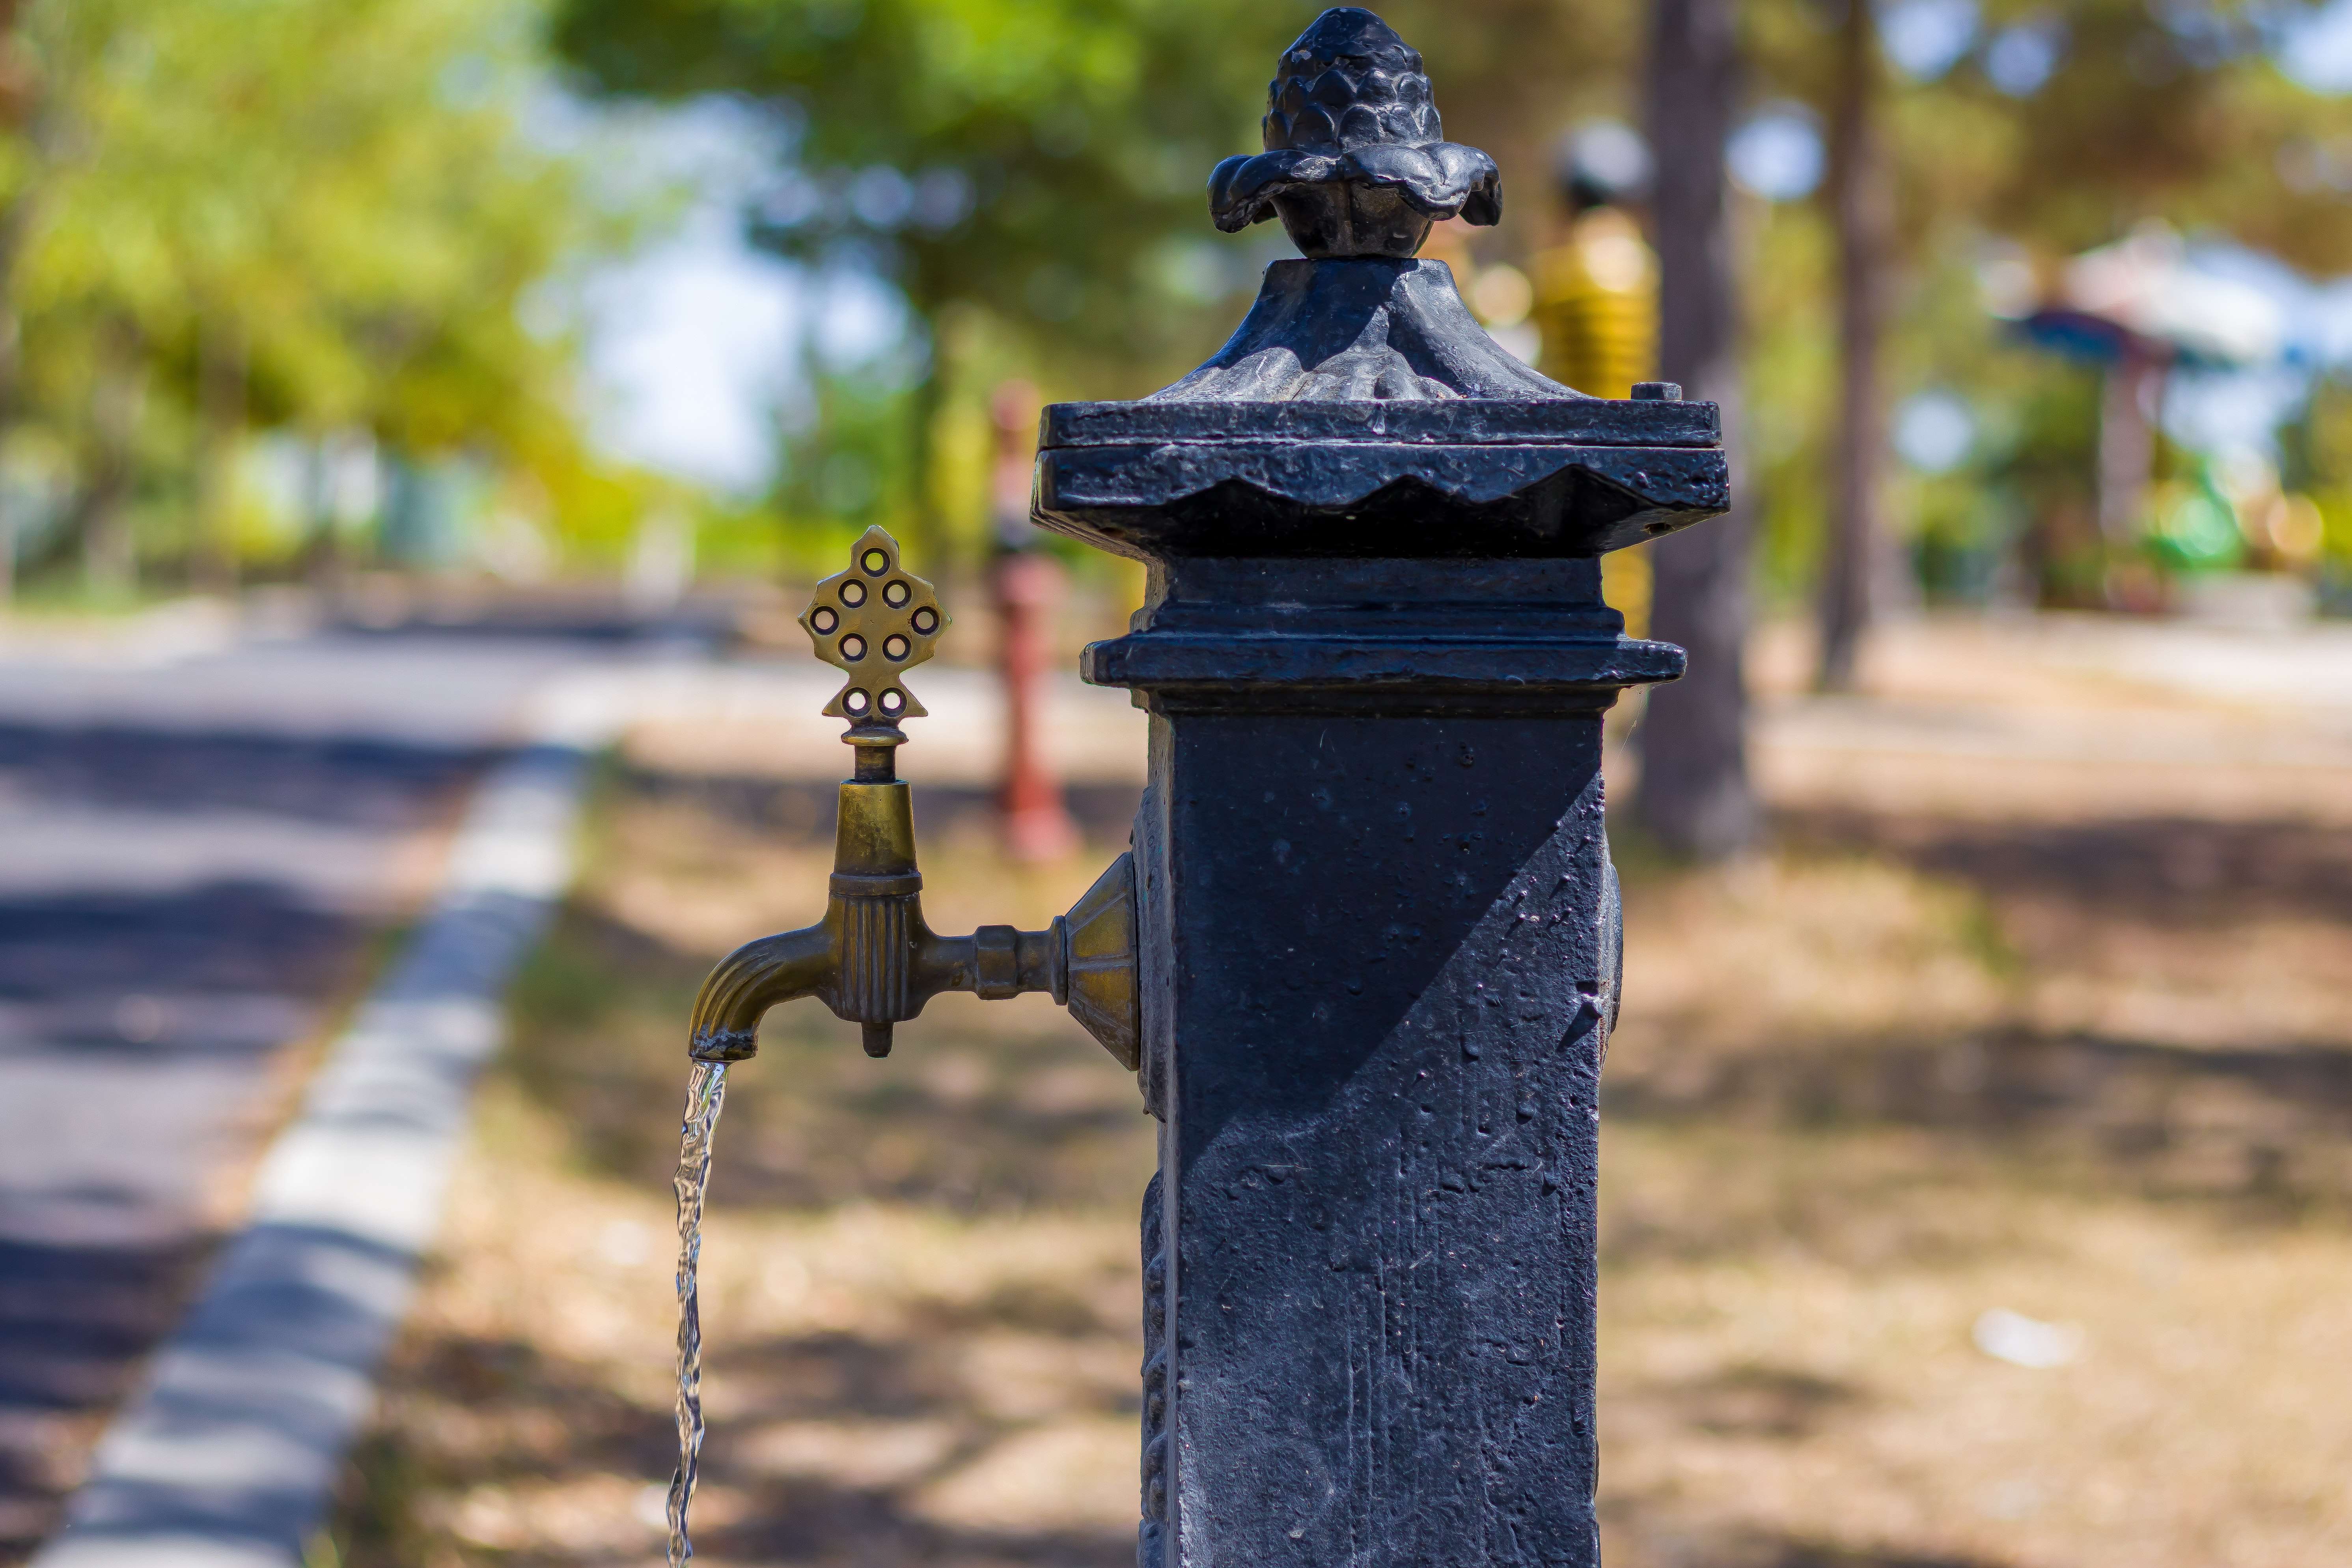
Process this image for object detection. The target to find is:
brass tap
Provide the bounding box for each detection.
[688,527,1140,1067]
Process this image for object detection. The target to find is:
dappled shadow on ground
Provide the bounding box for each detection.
[341,1317,1138,1568]
[1604,1025,2352,1213]
[1652,1364,1869,1443]
[1599,1516,2011,1568]
[0,722,483,827]
[338,762,2352,1568]
[1625,1535,2009,1568]
[1589,804,2352,1212]
[0,882,378,1567]
[0,1237,215,1562]
[1783,807,2352,928]
[0,882,361,1003]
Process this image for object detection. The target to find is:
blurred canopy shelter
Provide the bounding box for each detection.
[2011,227,2287,547]
[1531,121,1661,638]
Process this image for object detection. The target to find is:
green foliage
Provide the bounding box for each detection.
[775,363,921,561]
[544,0,2352,604]
[1972,11,2352,268]
[551,0,1306,390]
[2287,376,2352,492]
[550,0,1663,394]
[21,0,585,449]
[1737,0,2352,608]
[0,0,636,587]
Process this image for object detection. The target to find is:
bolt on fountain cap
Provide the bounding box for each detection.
[1208,7,1501,259]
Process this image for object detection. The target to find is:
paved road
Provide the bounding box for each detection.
[0,615,635,1560]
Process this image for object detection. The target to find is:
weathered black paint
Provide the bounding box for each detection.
[1162,709,1608,1568]
[1036,347,1728,562]
[1094,556,1642,1568]
[1042,397,1722,449]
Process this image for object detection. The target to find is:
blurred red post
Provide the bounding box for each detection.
[989,381,1079,862]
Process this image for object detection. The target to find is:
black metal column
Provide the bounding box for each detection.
[1027,12,1731,1566]
[1093,559,1656,1568]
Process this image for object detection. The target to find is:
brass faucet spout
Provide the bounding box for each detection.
[689,923,833,1063]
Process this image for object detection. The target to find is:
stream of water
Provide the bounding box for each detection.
[666,1059,729,1566]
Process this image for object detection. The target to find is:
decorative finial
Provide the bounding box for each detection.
[800,527,948,744]
[1209,7,1501,259]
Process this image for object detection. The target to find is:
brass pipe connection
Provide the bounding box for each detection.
[686,527,1139,1070]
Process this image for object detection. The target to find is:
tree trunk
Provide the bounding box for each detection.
[192,313,247,593]
[904,358,946,572]
[301,435,347,592]
[1638,0,1757,860]
[2096,343,2163,547]
[1816,0,1895,692]
[75,319,147,597]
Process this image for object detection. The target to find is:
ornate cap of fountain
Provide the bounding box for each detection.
[1033,6,1727,560]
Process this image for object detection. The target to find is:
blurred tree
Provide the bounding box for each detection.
[553,0,1293,378]
[552,0,1644,370]
[550,0,1660,561]
[1640,0,1758,859]
[8,0,588,589]
[1970,0,2352,268]
[554,0,1314,560]
[1815,0,1893,692]
[1743,0,2352,658]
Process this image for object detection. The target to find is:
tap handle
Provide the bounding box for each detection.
[799,527,949,738]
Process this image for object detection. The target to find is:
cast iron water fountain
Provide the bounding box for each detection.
[670,9,1727,1565]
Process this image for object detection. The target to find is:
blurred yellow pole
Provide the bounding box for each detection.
[1531,208,1657,401]
[1532,204,1660,635]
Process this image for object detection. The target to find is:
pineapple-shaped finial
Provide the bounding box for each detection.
[1262,7,1440,154]
[1209,7,1501,259]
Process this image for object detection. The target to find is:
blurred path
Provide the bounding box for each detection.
[0,612,645,1559]
[1652,612,2352,1102]
[1748,614,2352,824]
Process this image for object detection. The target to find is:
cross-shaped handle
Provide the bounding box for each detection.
[798,527,949,731]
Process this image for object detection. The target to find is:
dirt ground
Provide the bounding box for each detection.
[325,615,2352,1568]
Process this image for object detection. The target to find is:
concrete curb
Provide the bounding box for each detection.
[30,677,627,1568]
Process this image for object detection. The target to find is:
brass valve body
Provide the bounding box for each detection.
[686,529,1139,1068]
